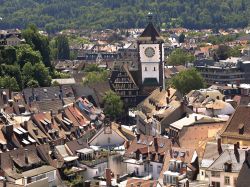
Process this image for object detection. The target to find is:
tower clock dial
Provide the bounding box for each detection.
[144,47,155,58]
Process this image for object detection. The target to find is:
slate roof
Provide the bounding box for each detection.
[207,149,246,172]
[200,142,233,168]
[65,137,89,155]
[139,22,163,42]
[125,134,172,162]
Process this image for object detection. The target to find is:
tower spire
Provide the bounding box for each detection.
[147,12,153,23]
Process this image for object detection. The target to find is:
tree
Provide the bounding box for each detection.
[55,35,70,60]
[171,69,205,95]
[0,76,19,91]
[22,62,52,87]
[167,48,195,66]
[33,63,52,87]
[22,25,51,67]
[16,44,42,67]
[27,79,39,88]
[83,71,109,85]
[214,45,231,60]
[178,33,185,43]
[1,46,17,65]
[103,90,124,120]
[0,64,22,89]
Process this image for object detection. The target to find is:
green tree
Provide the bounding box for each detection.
[0,64,22,89]
[1,46,17,65]
[33,62,52,87]
[214,45,231,60]
[103,90,124,119]
[22,62,34,86]
[0,76,19,91]
[83,71,109,85]
[22,25,51,67]
[171,69,204,95]
[55,35,70,60]
[27,79,39,88]
[167,48,195,66]
[22,62,51,87]
[16,44,42,67]
[178,33,185,43]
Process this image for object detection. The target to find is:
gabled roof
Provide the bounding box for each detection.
[207,149,246,172]
[220,106,250,140]
[89,122,135,144]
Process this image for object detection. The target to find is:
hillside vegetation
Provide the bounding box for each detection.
[0,0,249,32]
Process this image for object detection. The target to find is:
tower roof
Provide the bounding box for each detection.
[138,20,163,42]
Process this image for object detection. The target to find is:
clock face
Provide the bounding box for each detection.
[144,47,155,58]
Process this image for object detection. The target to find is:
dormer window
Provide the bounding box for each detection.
[238,123,244,135]
[224,162,232,172]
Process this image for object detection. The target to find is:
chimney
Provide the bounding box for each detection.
[33,128,38,135]
[186,113,189,118]
[166,97,170,104]
[3,178,6,187]
[116,174,120,184]
[84,180,91,187]
[24,149,28,164]
[3,124,13,140]
[154,137,158,152]
[194,115,198,122]
[185,180,189,187]
[245,150,250,163]
[217,138,222,155]
[159,86,162,92]
[136,133,141,141]
[105,168,112,187]
[167,89,171,97]
[50,109,53,117]
[234,143,240,163]
[23,121,28,130]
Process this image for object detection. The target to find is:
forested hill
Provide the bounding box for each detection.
[0,0,250,33]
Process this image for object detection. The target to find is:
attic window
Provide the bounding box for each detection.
[43,89,47,93]
[224,162,232,172]
[238,123,244,135]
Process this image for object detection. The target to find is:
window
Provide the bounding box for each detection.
[154,67,156,71]
[157,165,162,174]
[211,171,220,177]
[224,176,230,185]
[107,137,111,144]
[145,67,147,71]
[149,164,153,172]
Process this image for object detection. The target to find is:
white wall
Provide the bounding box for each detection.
[208,171,238,187]
[126,162,145,176]
[150,161,163,179]
[139,43,161,84]
[80,162,108,179]
[89,129,125,147]
[139,44,161,63]
[141,63,160,83]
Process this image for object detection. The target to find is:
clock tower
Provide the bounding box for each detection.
[138,13,165,94]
